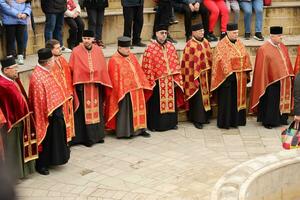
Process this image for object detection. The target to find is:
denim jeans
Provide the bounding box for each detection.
[44,13,64,45]
[239,0,263,33]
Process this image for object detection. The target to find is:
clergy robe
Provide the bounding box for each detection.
[181,37,212,124]
[69,44,112,146]
[294,46,300,75]
[106,52,152,138]
[142,40,184,131]
[211,36,252,129]
[0,75,37,179]
[29,65,70,169]
[250,40,294,127]
[51,55,75,142]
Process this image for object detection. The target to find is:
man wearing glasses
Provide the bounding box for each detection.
[0,57,38,178]
[142,24,184,132]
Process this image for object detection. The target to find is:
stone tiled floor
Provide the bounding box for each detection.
[16,117,286,200]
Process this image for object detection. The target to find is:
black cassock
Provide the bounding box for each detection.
[257,81,288,127]
[217,73,246,129]
[36,106,70,169]
[188,88,210,124]
[72,84,105,146]
[147,81,178,131]
[115,93,144,138]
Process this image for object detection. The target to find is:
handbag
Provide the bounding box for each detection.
[281,120,300,149]
[264,0,272,6]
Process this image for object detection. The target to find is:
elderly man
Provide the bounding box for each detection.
[181,23,212,129]
[211,23,252,129]
[29,48,70,175]
[250,26,294,129]
[0,57,37,179]
[106,36,152,139]
[142,24,184,132]
[69,30,112,147]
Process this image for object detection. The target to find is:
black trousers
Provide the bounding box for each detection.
[65,16,85,48]
[86,7,105,41]
[173,2,209,39]
[4,24,26,56]
[152,0,172,37]
[123,5,144,44]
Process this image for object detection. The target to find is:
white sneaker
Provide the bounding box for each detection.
[61,46,72,53]
[17,55,24,65]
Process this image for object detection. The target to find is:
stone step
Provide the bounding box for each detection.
[1,1,299,59]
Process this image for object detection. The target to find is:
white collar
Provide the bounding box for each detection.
[37,64,50,72]
[268,39,280,48]
[0,73,13,82]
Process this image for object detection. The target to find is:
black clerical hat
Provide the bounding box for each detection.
[270,26,283,35]
[117,36,131,47]
[155,24,169,32]
[227,23,238,31]
[191,23,204,31]
[1,56,16,69]
[38,48,53,61]
[82,30,94,37]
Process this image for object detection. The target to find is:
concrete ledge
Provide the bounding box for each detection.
[266,1,300,8]
[211,149,300,200]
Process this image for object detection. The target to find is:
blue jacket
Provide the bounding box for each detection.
[0,0,31,25]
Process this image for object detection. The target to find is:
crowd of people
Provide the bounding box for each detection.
[0,0,267,64]
[0,0,298,185]
[0,22,299,180]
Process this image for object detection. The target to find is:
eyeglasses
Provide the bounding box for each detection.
[159,31,168,35]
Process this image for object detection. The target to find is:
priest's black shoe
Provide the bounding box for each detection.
[84,141,94,147]
[98,139,105,144]
[264,125,272,129]
[172,125,178,130]
[140,131,151,138]
[36,167,49,175]
[193,122,203,129]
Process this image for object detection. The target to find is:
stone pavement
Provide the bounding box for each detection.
[16,116,286,200]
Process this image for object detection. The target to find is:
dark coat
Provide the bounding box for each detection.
[121,0,144,7]
[41,0,67,13]
[294,73,300,115]
[83,0,108,8]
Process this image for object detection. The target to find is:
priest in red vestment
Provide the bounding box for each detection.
[106,36,152,139]
[0,57,38,179]
[211,23,252,129]
[29,48,70,175]
[69,30,112,147]
[141,24,184,132]
[181,23,212,129]
[46,39,75,143]
[250,26,294,129]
